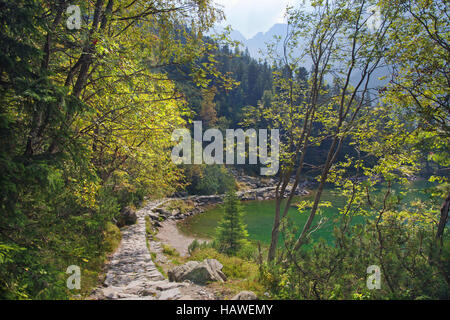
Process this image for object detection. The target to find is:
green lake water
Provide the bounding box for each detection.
[178,180,436,245]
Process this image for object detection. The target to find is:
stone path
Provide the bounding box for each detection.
[89,200,215,300]
[89,180,308,300]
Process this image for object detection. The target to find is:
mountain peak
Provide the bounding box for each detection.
[229,23,288,59]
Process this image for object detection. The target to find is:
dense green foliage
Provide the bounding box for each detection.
[0,0,224,299]
[260,217,449,300]
[182,164,235,195]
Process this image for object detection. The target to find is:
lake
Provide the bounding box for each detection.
[178,180,436,245]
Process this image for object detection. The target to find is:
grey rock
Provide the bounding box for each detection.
[116,206,137,227]
[147,212,159,221]
[155,282,187,291]
[158,288,181,300]
[102,287,121,299]
[168,259,227,284]
[231,291,258,300]
[153,220,162,228]
[155,208,171,217]
[140,288,158,297]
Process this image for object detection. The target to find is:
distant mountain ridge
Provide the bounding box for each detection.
[219,23,389,90]
[228,23,289,60]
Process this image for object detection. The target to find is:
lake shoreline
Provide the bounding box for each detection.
[148,175,311,254]
[174,178,433,245]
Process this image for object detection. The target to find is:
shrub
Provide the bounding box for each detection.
[188,239,212,255]
[184,165,235,195]
[103,222,122,253]
[260,217,449,300]
[162,244,180,257]
[236,242,259,261]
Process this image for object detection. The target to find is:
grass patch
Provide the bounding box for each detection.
[103,222,122,252]
[162,244,180,257]
[145,215,157,238]
[168,257,183,265]
[155,263,167,277]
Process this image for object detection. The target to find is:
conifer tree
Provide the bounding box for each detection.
[215,191,249,255]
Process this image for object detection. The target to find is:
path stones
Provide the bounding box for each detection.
[154,281,188,291]
[158,288,181,300]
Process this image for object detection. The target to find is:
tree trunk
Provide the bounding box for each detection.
[436,192,450,240]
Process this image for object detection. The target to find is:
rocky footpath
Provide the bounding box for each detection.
[89,200,215,300]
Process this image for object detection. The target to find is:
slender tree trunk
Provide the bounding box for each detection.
[268,172,290,261]
[436,192,450,240]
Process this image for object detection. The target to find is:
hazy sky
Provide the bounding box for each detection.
[214,0,298,39]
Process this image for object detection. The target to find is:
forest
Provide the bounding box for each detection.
[0,0,448,300]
